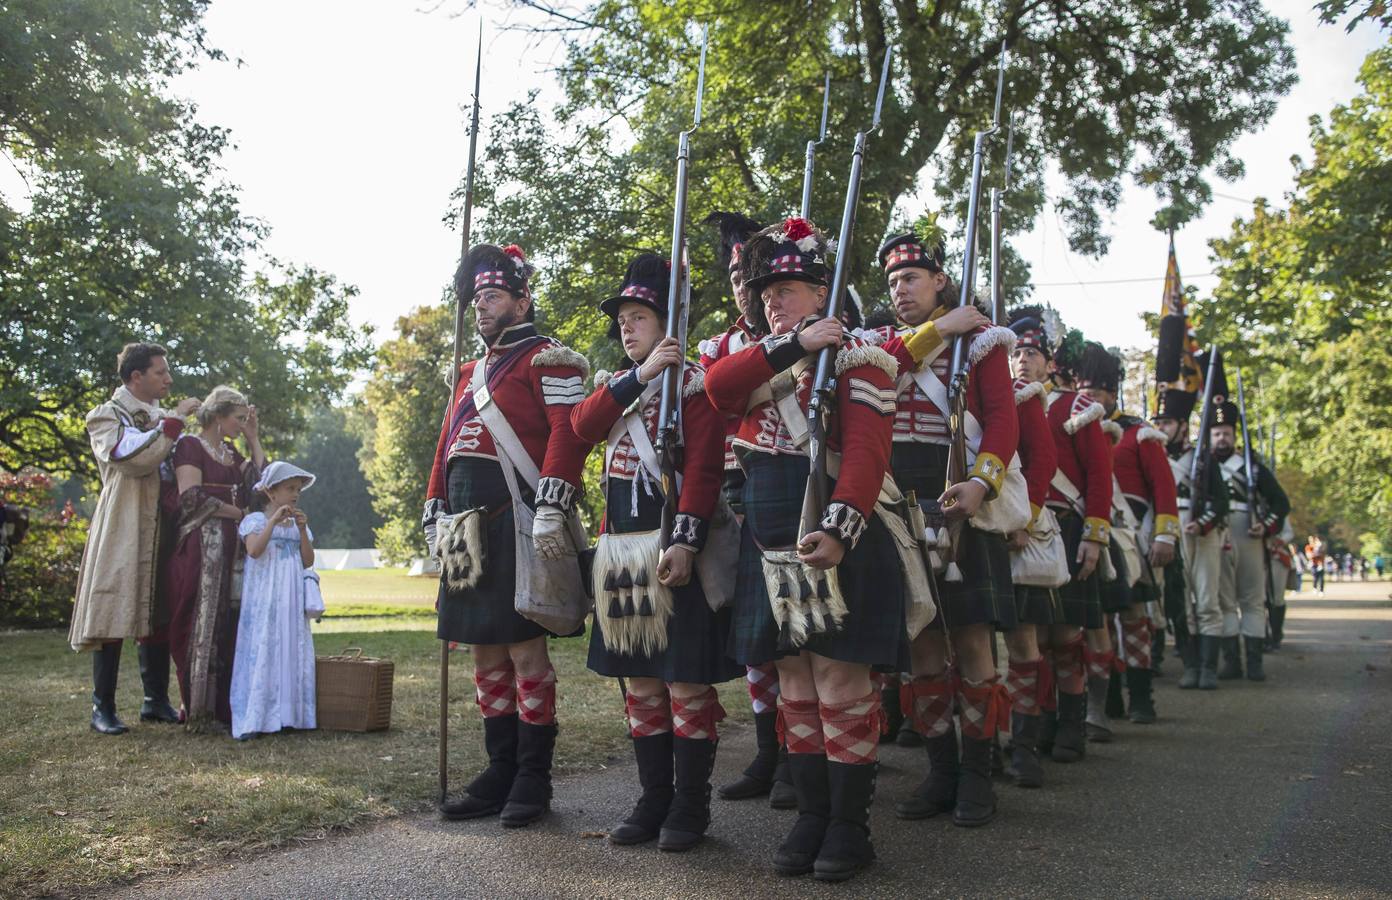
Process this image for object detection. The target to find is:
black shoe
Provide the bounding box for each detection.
[441,714,519,820]
[1052,692,1086,763]
[658,736,715,852]
[769,750,797,810]
[609,732,673,845]
[1007,711,1043,789]
[1151,627,1166,676]
[989,739,1005,777]
[896,726,924,748]
[90,642,128,736]
[1105,669,1127,719]
[1218,636,1243,680]
[1244,636,1266,682]
[1267,606,1286,651]
[1198,635,1221,691]
[895,729,958,819]
[772,753,829,877]
[880,679,904,743]
[1037,709,1057,756]
[1178,636,1201,690]
[137,643,180,724]
[814,761,877,882]
[499,721,556,827]
[1126,666,1157,724]
[718,710,777,800]
[954,736,997,827]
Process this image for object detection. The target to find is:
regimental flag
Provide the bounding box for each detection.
[1157,235,1203,400]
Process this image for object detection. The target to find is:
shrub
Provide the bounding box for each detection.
[0,472,88,629]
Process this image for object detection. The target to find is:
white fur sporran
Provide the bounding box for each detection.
[592,530,674,656]
[760,549,848,651]
[437,507,488,591]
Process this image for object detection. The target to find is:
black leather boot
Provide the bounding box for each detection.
[1038,708,1057,755]
[1198,635,1221,690]
[896,726,924,748]
[1178,635,1201,690]
[1126,666,1157,724]
[895,726,958,819]
[717,710,777,800]
[1085,674,1113,744]
[442,713,519,820]
[1106,669,1127,719]
[772,753,830,877]
[880,679,904,743]
[1151,626,1166,676]
[814,761,877,882]
[769,750,796,809]
[1218,636,1243,680]
[1267,606,1286,651]
[658,736,715,851]
[91,641,128,735]
[1007,711,1043,789]
[1052,692,1086,763]
[608,732,674,845]
[499,721,556,827]
[138,643,180,723]
[953,736,997,827]
[1244,636,1266,682]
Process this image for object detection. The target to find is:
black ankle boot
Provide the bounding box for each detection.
[609,732,674,845]
[1105,669,1127,719]
[442,714,519,820]
[1151,627,1166,676]
[718,710,777,800]
[814,761,877,882]
[1038,708,1057,755]
[1267,606,1286,651]
[880,679,904,743]
[1244,636,1266,682]
[1199,635,1221,690]
[1178,635,1201,690]
[769,749,796,809]
[1126,666,1157,723]
[499,721,556,827]
[1218,636,1243,680]
[772,753,829,877]
[138,643,180,723]
[896,726,924,748]
[895,727,958,819]
[1052,692,1086,763]
[658,736,715,851]
[91,642,128,735]
[953,736,997,827]
[1007,711,1043,789]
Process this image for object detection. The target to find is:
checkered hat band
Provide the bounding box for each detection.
[474,270,510,290]
[1016,329,1046,351]
[770,253,805,275]
[621,284,660,302]
[886,243,926,268]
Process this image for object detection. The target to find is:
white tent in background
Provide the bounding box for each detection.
[312,549,382,572]
[408,557,442,577]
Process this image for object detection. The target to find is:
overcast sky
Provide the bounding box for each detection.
[166,1,1383,354]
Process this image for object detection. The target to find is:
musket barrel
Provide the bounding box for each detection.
[801,141,816,219]
[948,129,991,383]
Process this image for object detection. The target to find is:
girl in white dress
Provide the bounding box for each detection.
[231,462,319,739]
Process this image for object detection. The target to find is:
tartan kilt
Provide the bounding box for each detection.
[728,454,909,671]
[1099,539,1134,613]
[1162,557,1188,627]
[1052,508,1103,630]
[1014,584,1057,626]
[585,479,743,686]
[436,457,550,646]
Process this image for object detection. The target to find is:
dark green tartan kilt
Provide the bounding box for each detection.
[1052,508,1103,630]
[1013,584,1057,627]
[728,454,910,671]
[585,479,743,686]
[1099,539,1135,614]
[436,457,551,647]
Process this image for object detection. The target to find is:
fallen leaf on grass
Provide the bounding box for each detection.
[242,777,264,788]
[378,755,393,762]
[50,810,68,817]
[578,831,608,839]
[188,816,207,827]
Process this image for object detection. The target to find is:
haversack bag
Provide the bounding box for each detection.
[1009,506,1071,588]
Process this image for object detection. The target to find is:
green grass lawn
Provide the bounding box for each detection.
[0,575,754,895]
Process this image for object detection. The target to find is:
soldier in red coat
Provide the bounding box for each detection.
[696,212,797,811]
[705,217,902,882]
[1077,344,1180,727]
[864,226,1019,828]
[1007,310,1113,765]
[424,244,591,827]
[570,252,742,851]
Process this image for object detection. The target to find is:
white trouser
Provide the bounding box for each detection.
[1183,526,1227,637]
[1221,526,1269,639]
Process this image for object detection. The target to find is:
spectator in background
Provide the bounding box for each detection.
[1306,536,1326,595]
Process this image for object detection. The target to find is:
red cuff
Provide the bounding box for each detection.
[160,417,185,440]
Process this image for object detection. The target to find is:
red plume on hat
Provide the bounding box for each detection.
[502,244,526,262]
[782,217,814,243]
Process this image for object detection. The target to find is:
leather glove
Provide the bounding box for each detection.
[532,505,570,561]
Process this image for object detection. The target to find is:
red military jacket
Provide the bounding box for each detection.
[1043,386,1113,544]
[1013,378,1057,521]
[1103,411,1181,544]
[426,323,591,513]
[570,362,724,551]
[704,328,896,549]
[698,316,761,474]
[870,317,1019,499]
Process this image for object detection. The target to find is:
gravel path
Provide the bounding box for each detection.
[109,581,1392,899]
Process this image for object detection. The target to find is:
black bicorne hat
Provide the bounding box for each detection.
[1202,349,1240,427]
[599,252,671,339]
[1075,341,1122,396]
[1007,305,1052,360]
[740,217,833,332]
[704,210,764,274]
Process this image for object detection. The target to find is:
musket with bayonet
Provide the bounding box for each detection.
[805,46,893,516]
[655,26,709,550]
[989,112,1017,326]
[1189,346,1220,528]
[1236,371,1278,616]
[943,41,1008,559]
[440,21,484,806]
[800,72,831,220]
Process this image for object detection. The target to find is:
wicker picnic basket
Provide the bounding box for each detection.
[316,647,394,732]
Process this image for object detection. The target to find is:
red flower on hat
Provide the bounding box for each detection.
[782,217,813,243]
[502,244,526,261]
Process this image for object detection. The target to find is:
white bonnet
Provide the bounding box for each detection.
[253,460,316,493]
